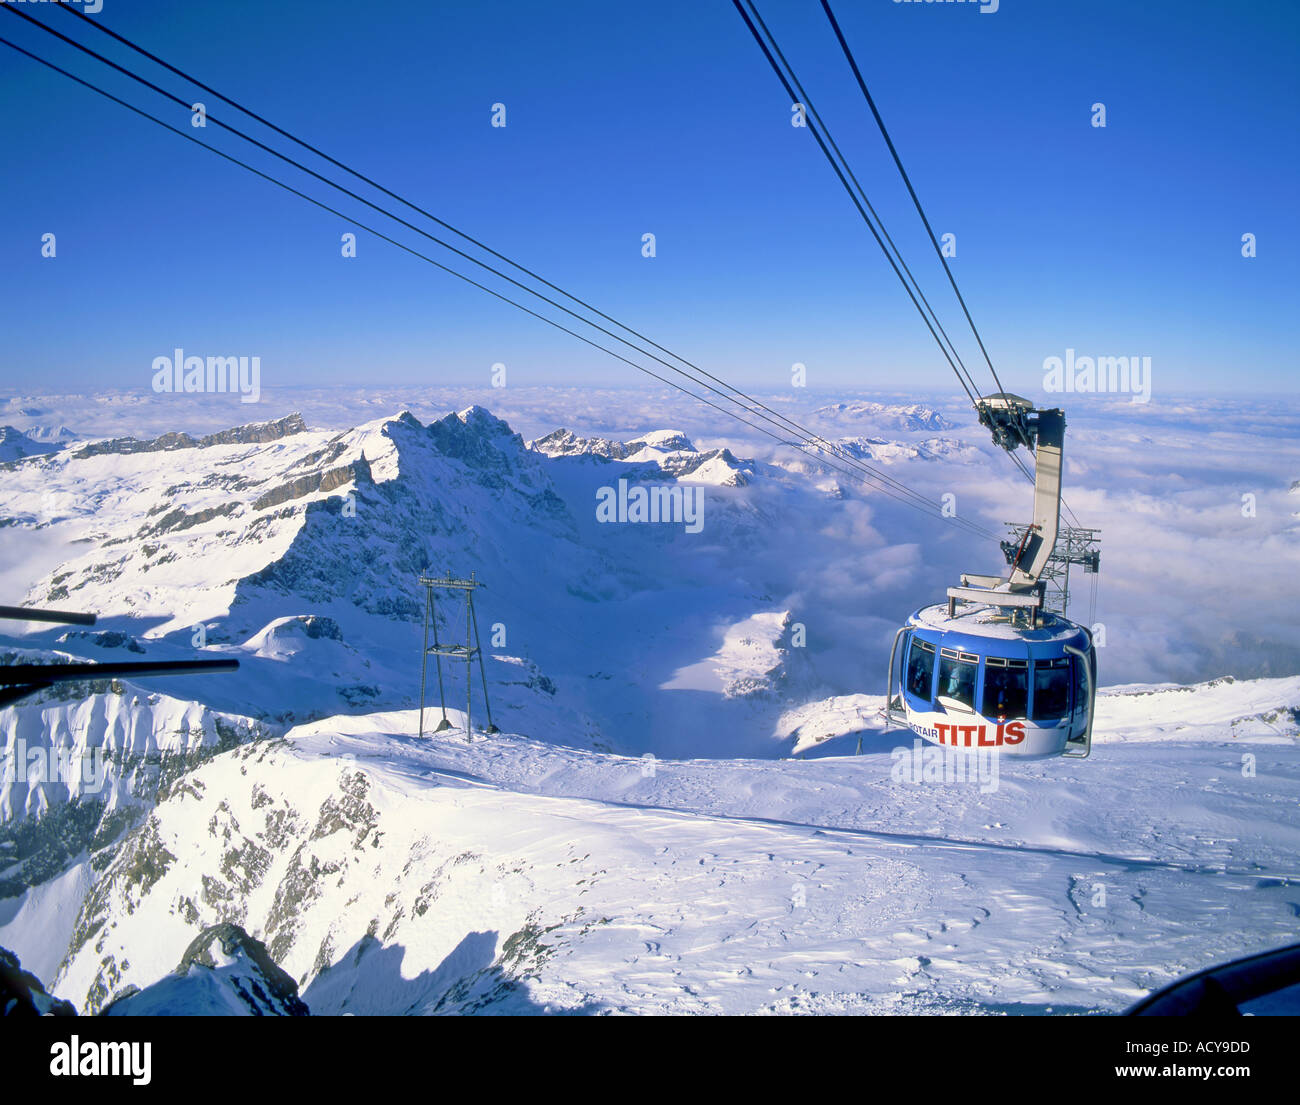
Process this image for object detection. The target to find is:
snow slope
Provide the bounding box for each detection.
[0,404,938,758]
[2,398,1298,1016]
[47,672,1300,1015]
[100,923,309,1016]
[0,425,67,464]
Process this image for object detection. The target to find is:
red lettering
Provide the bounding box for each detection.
[958,725,977,747]
[978,724,997,747]
[1004,721,1025,746]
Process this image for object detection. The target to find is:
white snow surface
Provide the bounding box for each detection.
[1,391,1298,1015]
[46,674,1300,1015]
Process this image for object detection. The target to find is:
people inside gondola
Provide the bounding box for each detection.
[943,664,975,707]
[906,643,934,700]
[984,667,1025,717]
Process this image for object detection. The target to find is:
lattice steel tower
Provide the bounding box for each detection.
[417,571,498,737]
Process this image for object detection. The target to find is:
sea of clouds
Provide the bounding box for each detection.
[3,385,1297,690]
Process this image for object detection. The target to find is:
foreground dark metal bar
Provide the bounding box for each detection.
[1,600,241,707]
[0,605,98,626]
[1,660,240,684]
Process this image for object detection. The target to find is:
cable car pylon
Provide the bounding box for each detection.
[417,571,498,739]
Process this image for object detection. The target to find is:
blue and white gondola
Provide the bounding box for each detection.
[886,602,1095,758]
[882,395,1098,759]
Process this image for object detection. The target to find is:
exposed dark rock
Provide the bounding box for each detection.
[55,629,146,654]
[300,615,342,641]
[251,458,369,511]
[73,414,308,460]
[100,923,309,1016]
[1,945,76,1017]
[137,501,241,537]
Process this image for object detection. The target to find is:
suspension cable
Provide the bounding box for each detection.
[818,0,1010,400]
[0,33,1003,542]
[4,3,989,533]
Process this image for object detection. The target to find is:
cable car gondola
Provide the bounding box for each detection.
[884,395,1097,759]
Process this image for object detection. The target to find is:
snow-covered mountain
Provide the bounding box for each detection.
[2,400,1298,1016]
[0,671,276,987]
[10,408,581,634]
[810,400,957,433]
[529,427,755,485]
[0,425,65,464]
[834,435,981,464]
[2,922,308,1017]
[100,923,309,1016]
[0,405,867,751]
[1,944,75,1015]
[34,672,1300,1015]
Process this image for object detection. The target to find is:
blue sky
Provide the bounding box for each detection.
[1,0,1296,397]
